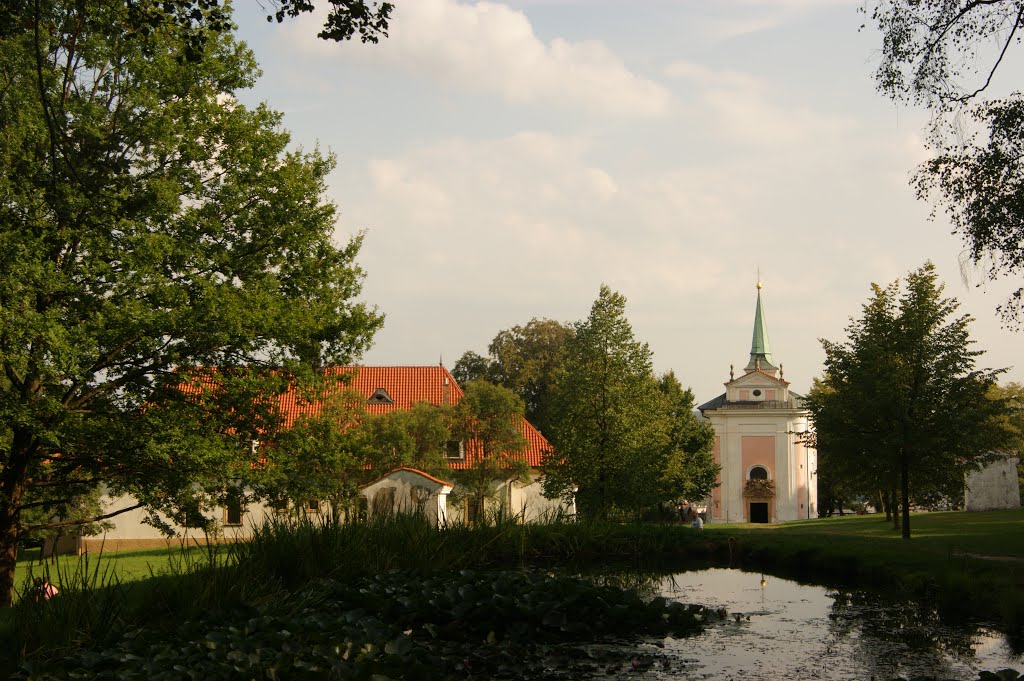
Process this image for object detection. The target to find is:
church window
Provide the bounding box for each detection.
[752,389,762,397]
[749,465,769,480]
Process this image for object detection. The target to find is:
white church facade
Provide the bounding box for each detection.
[698,283,817,523]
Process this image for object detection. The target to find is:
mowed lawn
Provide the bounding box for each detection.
[770,508,1024,559]
[13,542,229,601]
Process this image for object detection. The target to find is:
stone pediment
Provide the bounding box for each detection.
[726,370,789,403]
[729,371,782,388]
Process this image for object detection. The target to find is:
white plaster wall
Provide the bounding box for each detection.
[965,457,1021,512]
[508,473,574,522]
[361,469,450,526]
[63,490,268,554]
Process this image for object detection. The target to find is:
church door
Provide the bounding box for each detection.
[749,502,769,523]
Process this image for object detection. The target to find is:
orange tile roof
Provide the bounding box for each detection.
[184,366,551,469]
[274,366,463,421]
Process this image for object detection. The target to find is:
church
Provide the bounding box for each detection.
[698,283,817,523]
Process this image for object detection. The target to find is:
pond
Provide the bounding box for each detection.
[651,568,1020,680]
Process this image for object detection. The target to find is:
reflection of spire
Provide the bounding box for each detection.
[745,279,778,375]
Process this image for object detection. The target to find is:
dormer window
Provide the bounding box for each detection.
[367,388,395,405]
[446,440,465,461]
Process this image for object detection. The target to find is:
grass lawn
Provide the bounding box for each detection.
[774,508,1024,555]
[12,542,227,601]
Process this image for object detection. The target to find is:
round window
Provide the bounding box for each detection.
[752,389,762,397]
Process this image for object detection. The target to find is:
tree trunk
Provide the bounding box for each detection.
[879,490,889,521]
[900,453,911,539]
[0,435,33,608]
[891,490,900,531]
[0,493,23,608]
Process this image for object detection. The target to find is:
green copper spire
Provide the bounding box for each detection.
[745,279,777,374]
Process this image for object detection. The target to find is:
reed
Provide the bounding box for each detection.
[5,508,1023,676]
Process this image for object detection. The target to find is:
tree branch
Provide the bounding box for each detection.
[954,2,1024,102]
[23,502,144,533]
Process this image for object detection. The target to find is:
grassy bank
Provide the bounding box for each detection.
[716,509,1024,627]
[3,509,1022,676]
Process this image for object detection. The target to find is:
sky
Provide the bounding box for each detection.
[231,0,1024,403]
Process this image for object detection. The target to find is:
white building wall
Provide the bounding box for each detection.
[508,473,575,522]
[69,491,267,555]
[361,469,452,526]
[965,457,1021,512]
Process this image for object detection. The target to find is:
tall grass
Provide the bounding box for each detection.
[4,510,1023,675]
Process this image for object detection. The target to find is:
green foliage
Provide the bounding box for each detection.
[15,568,707,681]
[453,318,573,436]
[655,371,719,504]
[865,0,1024,323]
[264,0,394,44]
[451,350,491,387]
[449,380,529,520]
[543,286,671,520]
[359,401,453,476]
[6,509,1024,675]
[254,388,369,521]
[985,382,1024,501]
[807,263,1008,537]
[0,0,382,604]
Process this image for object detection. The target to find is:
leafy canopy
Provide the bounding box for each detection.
[806,262,1007,537]
[0,0,382,604]
[453,318,573,437]
[866,0,1024,323]
[543,286,710,520]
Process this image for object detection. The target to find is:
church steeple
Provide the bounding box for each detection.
[745,278,778,375]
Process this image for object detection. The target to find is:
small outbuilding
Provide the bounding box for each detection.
[359,467,454,526]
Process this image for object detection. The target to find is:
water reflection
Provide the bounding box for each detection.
[656,569,1019,681]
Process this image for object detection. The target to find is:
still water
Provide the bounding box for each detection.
[651,569,1019,680]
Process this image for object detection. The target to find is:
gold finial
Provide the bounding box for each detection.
[756,267,762,290]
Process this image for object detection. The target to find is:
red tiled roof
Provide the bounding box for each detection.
[274,366,463,421]
[184,366,552,469]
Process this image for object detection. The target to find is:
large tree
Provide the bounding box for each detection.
[254,390,369,523]
[806,263,1007,538]
[866,0,1024,323]
[654,371,719,505]
[0,1,382,605]
[542,286,671,521]
[450,380,528,523]
[453,318,573,437]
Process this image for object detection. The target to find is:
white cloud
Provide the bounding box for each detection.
[278,0,672,117]
[666,60,856,147]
